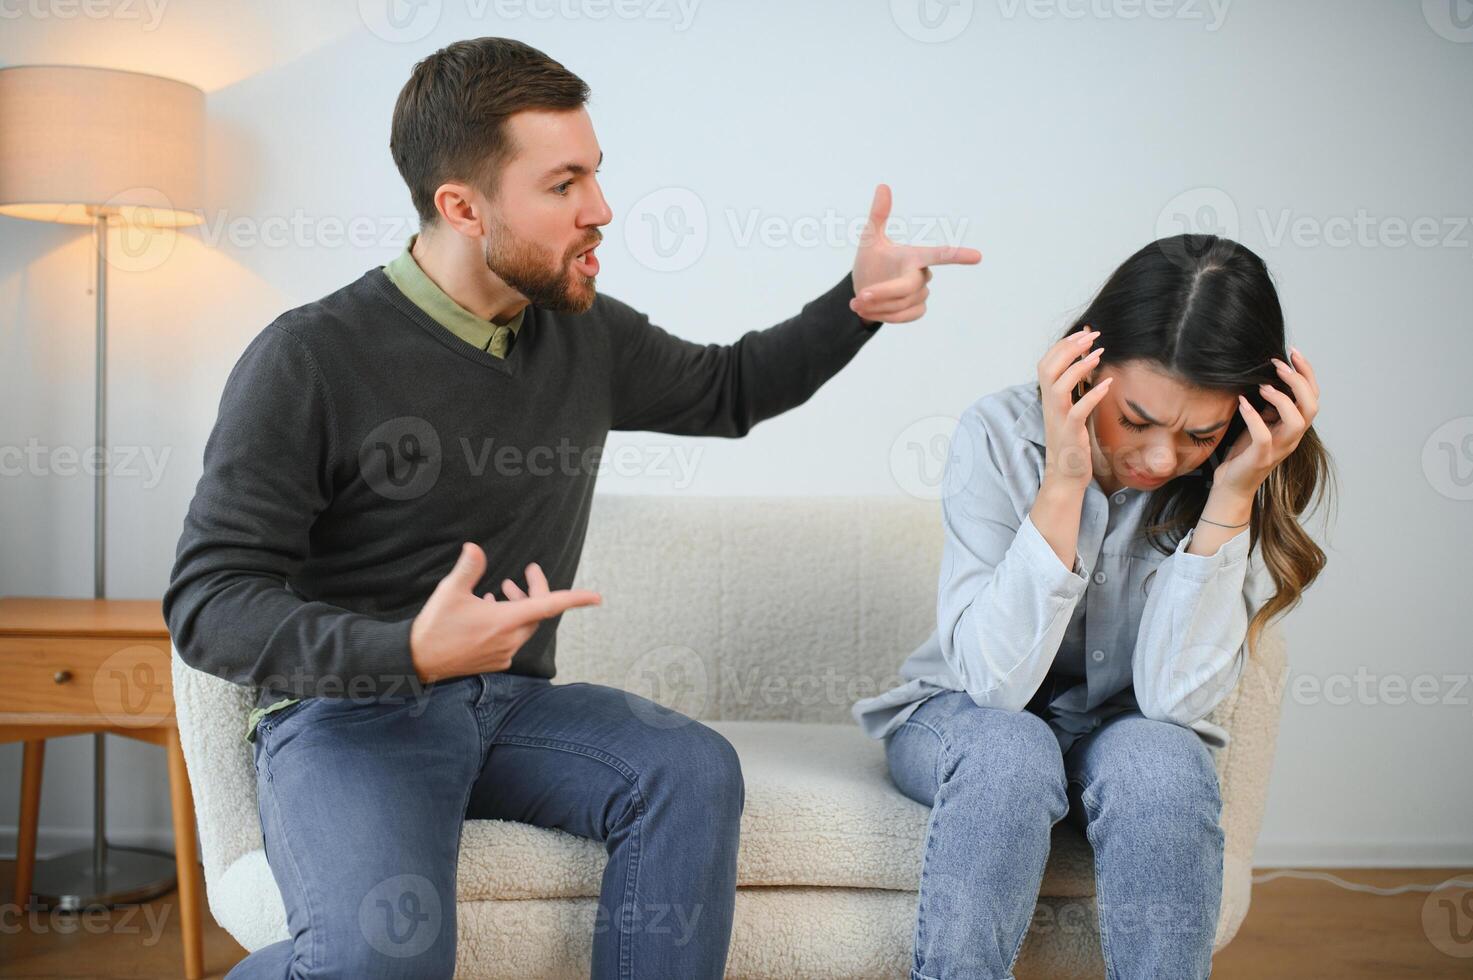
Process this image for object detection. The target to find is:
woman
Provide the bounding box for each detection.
[853,234,1334,979]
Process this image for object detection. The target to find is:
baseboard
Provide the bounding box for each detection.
[1251,840,1473,869]
[0,827,178,862]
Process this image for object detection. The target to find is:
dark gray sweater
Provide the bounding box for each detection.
[163,266,879,713]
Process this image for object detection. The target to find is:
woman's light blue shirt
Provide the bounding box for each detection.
[853,382,1277,753]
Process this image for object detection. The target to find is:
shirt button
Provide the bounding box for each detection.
[1093,571,1107,584]
[1091,649,1106,662]
[1112,492,1127,505]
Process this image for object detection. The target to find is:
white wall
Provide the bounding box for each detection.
[2,0,1469,869]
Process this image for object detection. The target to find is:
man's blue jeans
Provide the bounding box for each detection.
[229,672,744,979]
[886,691,1224,980]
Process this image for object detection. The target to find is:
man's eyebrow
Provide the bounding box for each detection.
[538,150,603,183]
[1124,399,1231,435]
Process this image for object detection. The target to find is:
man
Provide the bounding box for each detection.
[164,36,979,979]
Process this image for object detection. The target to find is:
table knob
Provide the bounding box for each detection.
[53,669,72,684]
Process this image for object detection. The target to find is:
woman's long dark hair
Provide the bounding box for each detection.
[1044,234,1336,658]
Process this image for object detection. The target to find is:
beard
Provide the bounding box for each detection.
[483,218,598,315]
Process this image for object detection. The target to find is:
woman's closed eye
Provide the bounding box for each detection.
[1117,414,1218,447]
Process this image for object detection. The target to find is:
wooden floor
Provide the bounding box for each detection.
[1,862,1469,977]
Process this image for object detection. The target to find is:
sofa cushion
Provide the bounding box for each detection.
[452,720,1096,901]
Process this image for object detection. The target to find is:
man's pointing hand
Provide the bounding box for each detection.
[850,183,981,325]
[410,543,602,684]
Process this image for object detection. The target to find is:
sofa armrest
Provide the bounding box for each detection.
[1204,620,1290,948]
[170,647,264,910]
[1209,620,1289,869]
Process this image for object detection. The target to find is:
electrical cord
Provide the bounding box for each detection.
[1250,869,1473,895]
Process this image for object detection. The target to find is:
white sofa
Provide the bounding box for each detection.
[171,494,1289,978]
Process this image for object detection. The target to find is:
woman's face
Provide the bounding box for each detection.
[1084,359,1241,493]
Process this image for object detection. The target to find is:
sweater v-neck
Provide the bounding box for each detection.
[382,235,524,354]
[370,266,530,377]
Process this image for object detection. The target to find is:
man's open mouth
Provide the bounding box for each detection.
[572,245,599,277]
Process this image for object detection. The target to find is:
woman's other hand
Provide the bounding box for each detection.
[1213,346,1322,498]
[1037,326,1113,494]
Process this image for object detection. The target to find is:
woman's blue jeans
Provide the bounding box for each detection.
[230,672,744,979]
[886,691,1224,980]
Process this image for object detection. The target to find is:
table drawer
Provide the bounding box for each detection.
[0,636,174,727]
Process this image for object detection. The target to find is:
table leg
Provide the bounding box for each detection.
[165,727,204,980]
[14,739,45,912]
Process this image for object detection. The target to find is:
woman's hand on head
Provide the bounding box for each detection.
[1213,346,1321,497]
[1037,327,1113,493]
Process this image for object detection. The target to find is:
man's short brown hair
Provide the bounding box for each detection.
[390,37,590,228]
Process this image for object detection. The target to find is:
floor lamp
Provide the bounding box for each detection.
[0,65,204,908]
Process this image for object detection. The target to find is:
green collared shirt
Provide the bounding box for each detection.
[381,233,525,357]
[243,236,527,744]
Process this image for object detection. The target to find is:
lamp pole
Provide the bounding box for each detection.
[27,210,180,911]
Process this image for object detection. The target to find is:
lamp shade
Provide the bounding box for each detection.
[0,65,204,227]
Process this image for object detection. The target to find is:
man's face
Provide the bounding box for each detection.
[480,107,611,314]
[477,105,615,310]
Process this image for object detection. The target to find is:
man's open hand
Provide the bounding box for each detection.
[850,183,981,324]
[409,543,602,684]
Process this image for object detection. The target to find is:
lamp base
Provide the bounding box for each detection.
[27,844,177,912]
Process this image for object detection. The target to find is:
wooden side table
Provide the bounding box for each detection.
[0,597,204,980]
